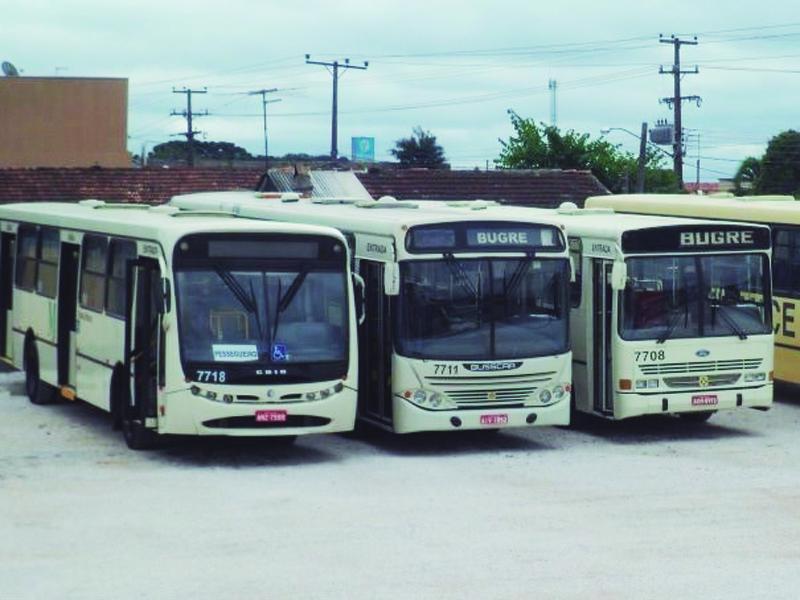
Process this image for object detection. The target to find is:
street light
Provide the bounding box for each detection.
[601,124,674,193]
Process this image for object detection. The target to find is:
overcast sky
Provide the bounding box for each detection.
[4,0,800,180]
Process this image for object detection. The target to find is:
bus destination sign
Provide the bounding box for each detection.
[621,224,771,254]
[407,221,565,253]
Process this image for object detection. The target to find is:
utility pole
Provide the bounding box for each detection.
[636,121,648,193]
[171,87,208,167]
[659,35,700,189]
[248,88,281,171]
[548,79,557,127]
[305,55,368,161]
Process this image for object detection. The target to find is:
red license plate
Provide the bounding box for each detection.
[691,394,718,406]
[255,409,288,423]
[480,414,508,426]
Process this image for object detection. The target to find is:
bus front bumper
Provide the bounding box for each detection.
[158,389,358,437]
[613,384,772,420]
[391,395,570,434]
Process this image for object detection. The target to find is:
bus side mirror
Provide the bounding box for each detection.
[610,262,627,291]
[160,277,172,314]
[352,273,366,326]
[569,256,576,283]
[384,262,400,296]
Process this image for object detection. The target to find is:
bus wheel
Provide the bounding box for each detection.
[23,339,55,405]
[118,383,159,451]
[679,411,715,423]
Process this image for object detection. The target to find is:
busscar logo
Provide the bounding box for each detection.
[680,231,754,247]
[462,362,523,372]
[695,349,710,358]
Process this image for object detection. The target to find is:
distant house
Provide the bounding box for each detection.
[0,166,608,207]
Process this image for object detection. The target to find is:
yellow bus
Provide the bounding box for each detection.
[585,193,800,385]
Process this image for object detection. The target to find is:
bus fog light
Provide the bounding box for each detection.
[744,372,766,383]
[539,389,552,404]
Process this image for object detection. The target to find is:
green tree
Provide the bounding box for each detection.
[149,140,253,162]
[390,127,447,168]
[733,156,762,195]
[496,111,679,193]
[755,130,800,195]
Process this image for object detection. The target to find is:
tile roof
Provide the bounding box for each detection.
[0,168,261,204]
[0,167,608,207]
[356,168,609,207]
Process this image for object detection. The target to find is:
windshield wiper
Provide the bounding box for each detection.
[443,253,479,301]
[711,302,748,340]
[213,265,257,314]
[656,302,689,344]
[270,269,309,348]
[504,253,535,298]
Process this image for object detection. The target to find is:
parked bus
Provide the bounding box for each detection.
[0,201,359,448]
[585,193,800,386]
[415,200,774,421]
[170,192,573,433]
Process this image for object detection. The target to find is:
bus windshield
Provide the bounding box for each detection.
[621,253,771,341]
[176,268,347,366]
[396,257,569,360]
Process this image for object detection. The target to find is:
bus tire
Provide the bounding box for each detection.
[118,381,159,451]
[23,338,56,406]
[679,410,715,423]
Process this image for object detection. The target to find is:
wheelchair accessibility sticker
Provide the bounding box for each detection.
[272,343,289,362]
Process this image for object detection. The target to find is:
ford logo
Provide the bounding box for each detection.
[695,349,710,358]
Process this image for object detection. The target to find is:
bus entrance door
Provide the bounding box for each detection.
[57,243,79,387]
[592,259,614,415]
[358,260,393,427]
[125,259,161,431]
[0,233,14,359]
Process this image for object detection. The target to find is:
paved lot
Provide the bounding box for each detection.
[1,370,799,600]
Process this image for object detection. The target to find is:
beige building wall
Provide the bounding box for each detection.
[0,77,129,168]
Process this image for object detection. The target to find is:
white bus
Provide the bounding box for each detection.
[585,193,800,386]
[0,201,359,448]
[414,200,775,421]
[170,192,573,433]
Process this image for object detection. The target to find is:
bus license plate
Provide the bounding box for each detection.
[480,414,508,426]
[255,409,288,423]
[691,394,718,406]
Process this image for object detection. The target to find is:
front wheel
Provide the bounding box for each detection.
[117,378,159,450]
[679,411,715,423]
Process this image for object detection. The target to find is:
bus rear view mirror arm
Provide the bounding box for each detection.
[611,261,627,291]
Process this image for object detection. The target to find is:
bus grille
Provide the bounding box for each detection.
[663,373,741,389]
[424,371,555,407]
[639,359,762,375]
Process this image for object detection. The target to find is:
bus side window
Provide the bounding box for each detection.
[568,237,582,307]
[80,235,109,312]
[773,227,800,297]
[106,239,137,318]
[15,225,38,291]
[37,228,60,298]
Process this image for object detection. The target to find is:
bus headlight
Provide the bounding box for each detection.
[743,372,766,383]
[552,385,566,400]
[635,379,659,390]
[305,382,345,402]
[402,389,456,410]
[539,389,552,404]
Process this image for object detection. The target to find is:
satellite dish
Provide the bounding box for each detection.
[2,61,20,77]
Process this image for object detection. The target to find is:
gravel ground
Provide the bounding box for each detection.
[1,370,799,600]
